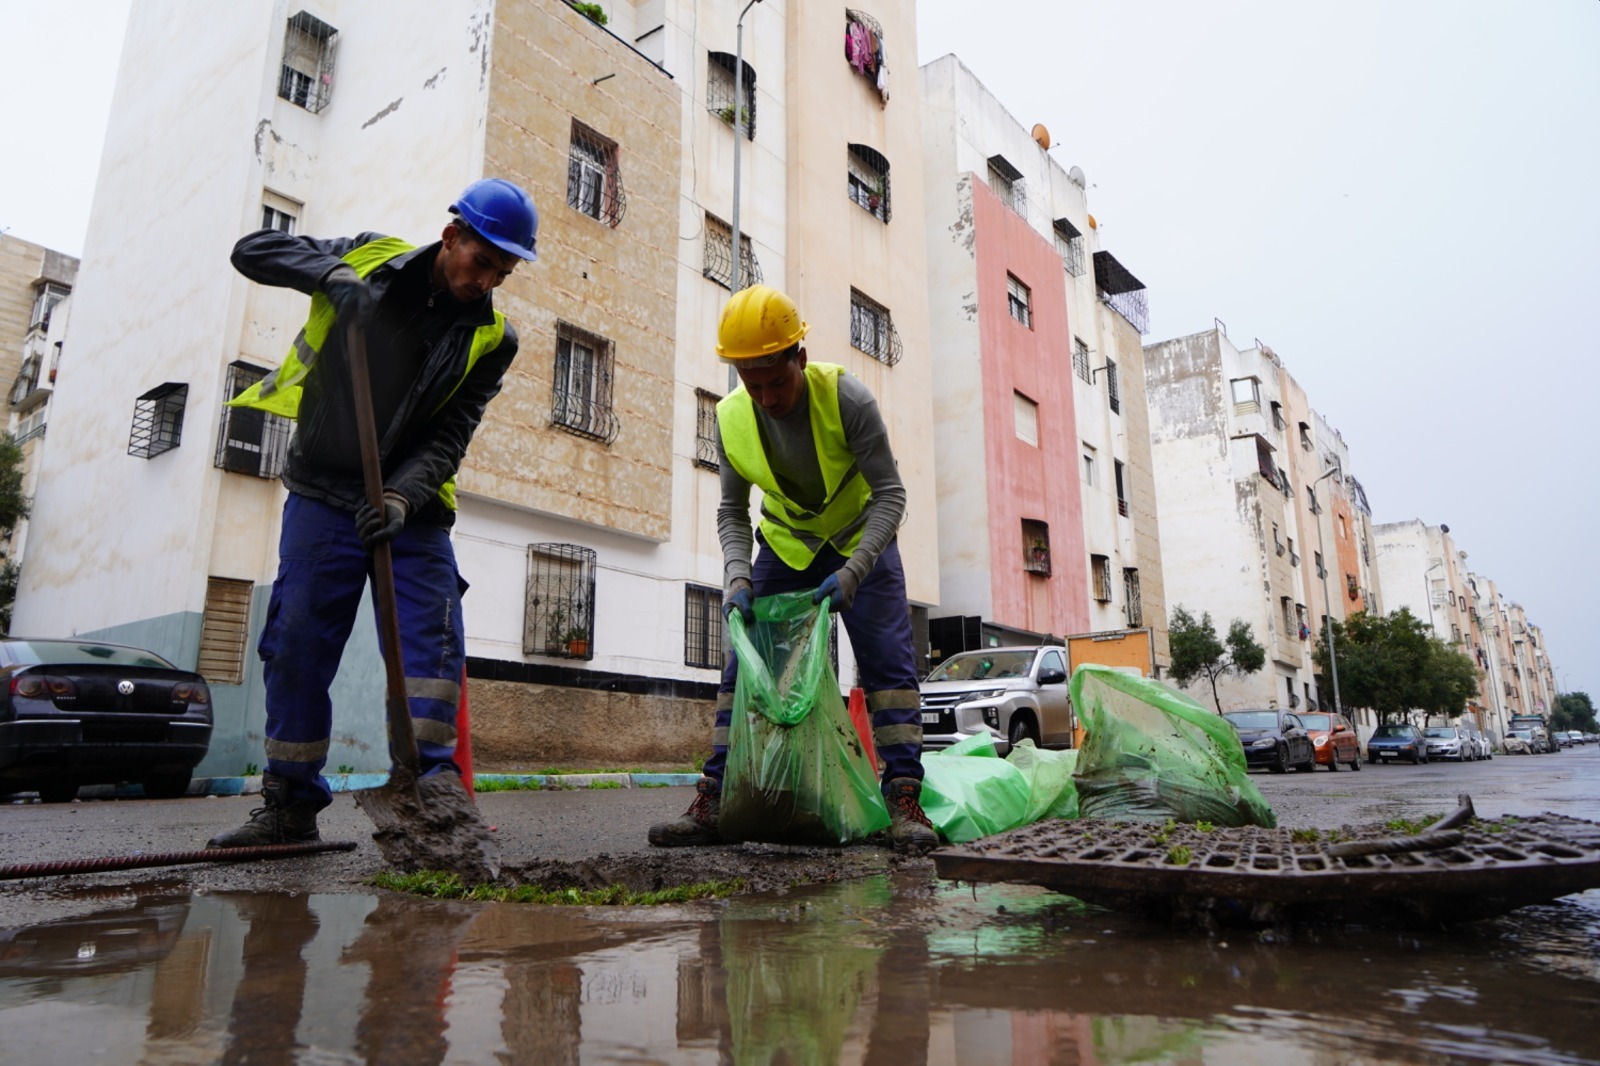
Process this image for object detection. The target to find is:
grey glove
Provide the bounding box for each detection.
[813,568,861,613]
[723,578,755,625]
[355,491,408,550]
[322,264,376,329]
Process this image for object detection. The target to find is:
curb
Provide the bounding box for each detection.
[52,772,703,801]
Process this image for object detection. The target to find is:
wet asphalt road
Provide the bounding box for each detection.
[3,744,1596,926]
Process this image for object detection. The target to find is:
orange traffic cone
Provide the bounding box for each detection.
[455,665,475,799]
[848,687,878,773]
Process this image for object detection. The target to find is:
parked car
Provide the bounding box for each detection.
[919,646,1073,753]
[1553,730,1576,749]
[1291,710,1361,771]
[1503,729,1536,755]
[0,638,213,803]
[1464,724,1492,760]
[1423,725,1472,762]
[1367,723,1429,764]
[1222,709,1316,773]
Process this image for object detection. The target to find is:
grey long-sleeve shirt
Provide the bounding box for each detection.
[717,369,907,590]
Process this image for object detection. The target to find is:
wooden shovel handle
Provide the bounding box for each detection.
[346,322,420,777]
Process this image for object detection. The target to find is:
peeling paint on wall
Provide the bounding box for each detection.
[424,66,447,89]
[362,98,404,128]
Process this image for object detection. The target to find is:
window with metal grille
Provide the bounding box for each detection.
[567,122,626,227]
[684,584,725,668]
[1006,273,1031,328]
[694,388,720,470]
[552,323,619,444]
[1072,337,1091,382]
[702,213,761,289]
[706,51,756,139]
[987,154,1026,216]
[1022,519,1051,575]
[1114,460,1128,517]
[1053,217,1085,276]
[849,289,901,365]
[1123,568,1142,627]
[1091,554,1113,602]
[846,144,890,222]
[1104,357,1120,414]
[524,544,597,660]
[197,577,254,685]
[1255,435,1278,483]
[29,282,68,332]
[278,11,337,114]
[128,383,187,459]
[215,361,291,478]
[844,9,887,91]
[1092,250,1149,334]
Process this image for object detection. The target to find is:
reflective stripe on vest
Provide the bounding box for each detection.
[227,237,506,511]
[716,362,872,570]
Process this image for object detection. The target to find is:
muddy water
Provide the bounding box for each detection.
[1,874,1596,1065]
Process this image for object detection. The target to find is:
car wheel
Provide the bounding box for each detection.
[1350,751,1361,771]
[1409,750,1421,765]
[1007,714,1040,749]
[1325,753,1339,771]
[37,781,78,803]
[141,772,192,800]
[1269,744,1289,773]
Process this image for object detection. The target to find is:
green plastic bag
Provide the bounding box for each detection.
[719,591,890,845]
[1070,664,1276,827]
[919,733,1033,843]
[1006,740,1080,822]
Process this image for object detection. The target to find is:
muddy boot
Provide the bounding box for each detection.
[886,777,939,854]
[647,776,722,847]
[207,774,321,848]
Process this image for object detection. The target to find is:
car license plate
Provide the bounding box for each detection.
[921,712,940,724]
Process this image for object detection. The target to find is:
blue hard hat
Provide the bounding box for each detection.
[450,178,539,261]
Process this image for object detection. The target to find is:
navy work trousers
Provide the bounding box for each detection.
[258,493,465,809]
[703,540,924,791]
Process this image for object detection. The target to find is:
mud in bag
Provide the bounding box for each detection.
[1070,664,1276,828]
[719,591,890,845]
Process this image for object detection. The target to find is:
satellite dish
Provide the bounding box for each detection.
[1068,165,1086,188]
[1031,123,1051,150]
[1086,213,1098,230]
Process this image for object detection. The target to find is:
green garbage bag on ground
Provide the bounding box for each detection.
[920,733,1032,843]
[719,591,890,845]
[1070,664,1276,827]
[1006,740,1080,822]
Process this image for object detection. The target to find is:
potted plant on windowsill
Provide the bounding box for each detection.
[866,180,885,213]
[564,626,591,657]
[717,104,749,129]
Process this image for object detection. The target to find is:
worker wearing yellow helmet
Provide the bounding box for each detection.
[649,285,936,853]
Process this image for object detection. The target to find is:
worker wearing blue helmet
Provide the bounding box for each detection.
[209,179,538,848]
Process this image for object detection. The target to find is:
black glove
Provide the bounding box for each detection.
[322,264,376,329]
[813,569,861,613]
[722,578,755,625]
[355,492,408,550]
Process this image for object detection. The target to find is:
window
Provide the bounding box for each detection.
[1299,422,1313,450]
[1081,443,1097,487]
[524,544,597,660]
[1006,273,1032,328]
[1255,435,1277,482]
[1270,401,1285,431]
[278,11,337,114]
[552,323,619,443]
[215,361,291,478]
[684,584,725,669]
[987,154,1026,216]
[1273,523,1284,555]
[29,282,69,332]
[1288,537,1299,566]
[261,191,300,235]
[1054,218,1086,276]
[844,9,889,100]
[1314,551,1325,578]
[1072,337,1091,383]
[567,122,626,227]
[1296,603,1309,640]
[1104,358,1120,415]
[1092,250,1149,334]
[196,577,254,685]
[1013,392,1038,446]
[706,51,756,139]
[846,144,890,222]
[1231,377,1261,411]
[1307,485,1321,514]
[1091,555,1113,602]
[1281,596,1295,635]
[694,388,721,470]
[702,212,761,289]
[128,382,188,459]
[1123,568,1142,627]
[1114,460,1128,517]
[850,288,901,365]
[1022,519,1051,575]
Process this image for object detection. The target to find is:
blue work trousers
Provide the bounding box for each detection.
[258,493,465,809]
[704,540,924,791]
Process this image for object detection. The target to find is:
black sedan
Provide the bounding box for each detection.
[1223,709,1317,773]
[0,638,213,802]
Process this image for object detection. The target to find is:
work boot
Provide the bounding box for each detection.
[647,776,722,847]
[886,777,939,854]
[207,774,321,848]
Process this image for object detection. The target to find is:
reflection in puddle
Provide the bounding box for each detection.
[0,877,1597,1064]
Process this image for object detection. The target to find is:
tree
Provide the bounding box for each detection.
[1553,692,1598,734]
[1167,605,1266,713]
[0,433,29,633]
[1313,607,1477,723]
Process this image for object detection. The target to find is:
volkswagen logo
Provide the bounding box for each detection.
[117,680,135,696]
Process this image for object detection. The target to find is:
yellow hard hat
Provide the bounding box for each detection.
[716,285,809,365]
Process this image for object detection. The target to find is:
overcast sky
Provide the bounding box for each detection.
[2,1,1594,699]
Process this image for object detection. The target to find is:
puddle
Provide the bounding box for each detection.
[1,875,1597,1064]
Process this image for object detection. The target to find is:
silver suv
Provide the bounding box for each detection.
[919,646,1073,752]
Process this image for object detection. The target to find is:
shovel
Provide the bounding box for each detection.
[344,321,500,883]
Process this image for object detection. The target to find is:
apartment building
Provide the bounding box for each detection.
[919,54,1166,670]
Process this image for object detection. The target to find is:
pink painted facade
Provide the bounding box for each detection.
[970,178,1091,636]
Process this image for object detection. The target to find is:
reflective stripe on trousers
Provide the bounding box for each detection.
[259,493,466,808]
[702,540,923,792]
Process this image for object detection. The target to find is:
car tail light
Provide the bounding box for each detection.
[172,681,211,706]
[12,676,45,699]
[46,676,76,698]
[11,675,73,699]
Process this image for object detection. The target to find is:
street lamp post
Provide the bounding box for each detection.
[1311,466,1344,722]
[727,0,764,392]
